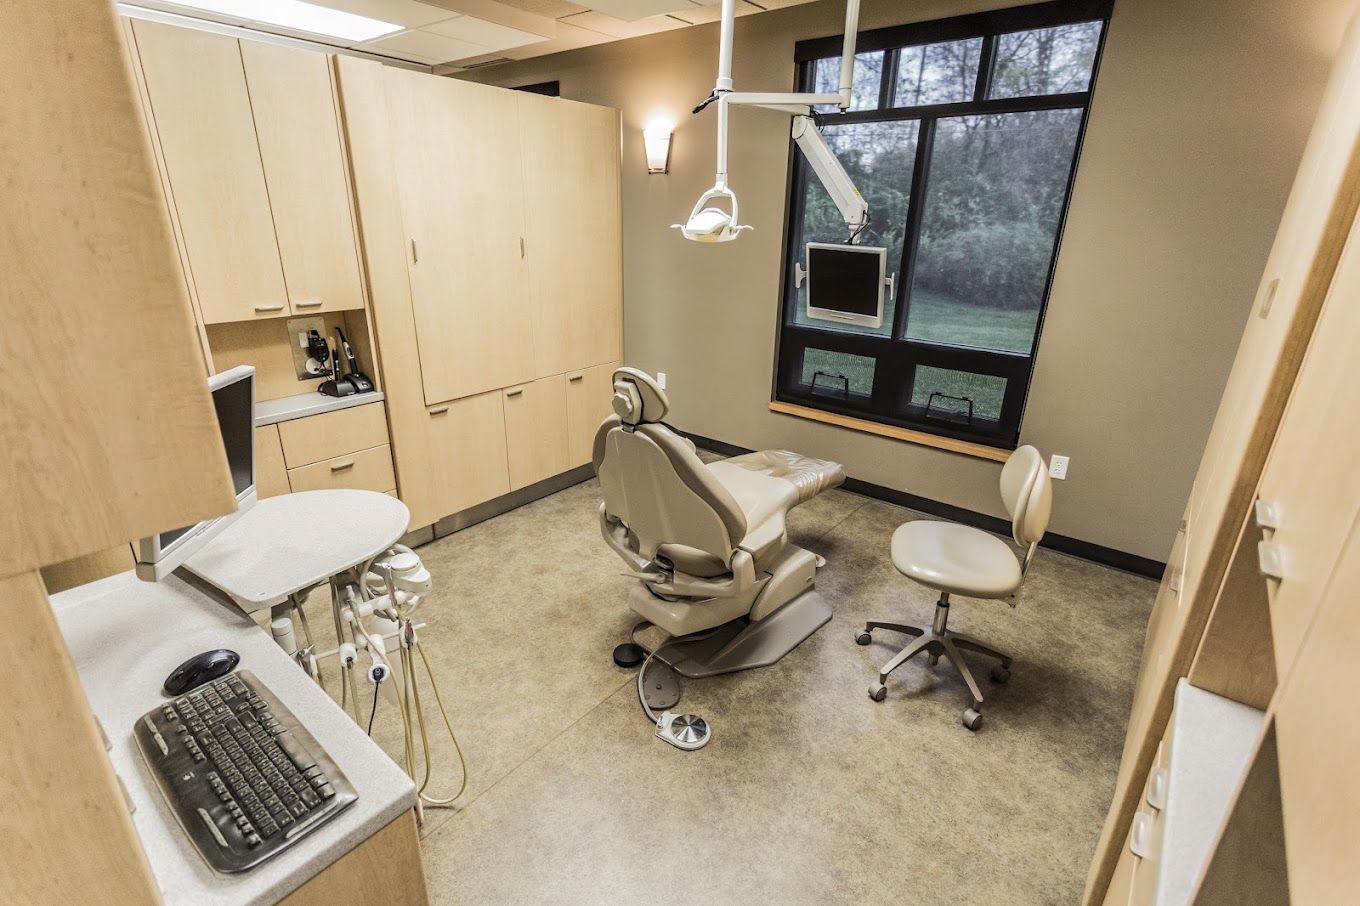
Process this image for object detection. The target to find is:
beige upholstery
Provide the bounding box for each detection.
[891,521,1022,598]
[891,444,1052,599]
[594,368,844,644]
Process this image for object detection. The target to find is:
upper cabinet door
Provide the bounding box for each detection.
[385,70,534,405]
[240,41,364,316]
[130,20,288,324]
[518,94,623,377]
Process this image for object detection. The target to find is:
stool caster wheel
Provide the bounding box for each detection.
[990,666,1011,684]
[854,630,872,646]
[962,708,983,731]
[868,683,887,702]
[927,652,940,667]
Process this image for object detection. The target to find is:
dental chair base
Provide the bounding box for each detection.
[631,585,831,678]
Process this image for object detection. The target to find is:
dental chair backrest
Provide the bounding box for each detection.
[593,368,748,575]
[998,445,1052,573]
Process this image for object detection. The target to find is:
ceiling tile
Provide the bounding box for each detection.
[358,27,486,60]
[310,0,464,27]
[490,0,590,16]
[572,0,694,22]
[424,15,549,47]
[561,10,684,38]
[667,0,760,24]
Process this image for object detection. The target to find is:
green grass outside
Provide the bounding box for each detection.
[796,291,1032,420]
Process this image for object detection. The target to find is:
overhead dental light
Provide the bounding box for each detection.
[674,0,869,243]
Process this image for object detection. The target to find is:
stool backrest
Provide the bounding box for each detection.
[1000,445,1052,549]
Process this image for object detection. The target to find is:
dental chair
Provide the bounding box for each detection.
[594,368,843,746]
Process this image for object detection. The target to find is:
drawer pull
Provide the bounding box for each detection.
[254,303,285,313]
[428,406,450,416]
[294,299,324,308]
[329,460,355,472]
[568,373,584,382]
[1258,540,1285,580]
[505,388,524,398]
[1129,811,1155,859]
[1254,498,1280,530]
[1146,767,1168,811]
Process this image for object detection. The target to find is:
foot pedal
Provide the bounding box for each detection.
[612,642,645,668]
[655,712,710,750]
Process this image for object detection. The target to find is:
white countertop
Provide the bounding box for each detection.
[52,571,416,905]
[1157,678,1267,904]
[254,391,384,428]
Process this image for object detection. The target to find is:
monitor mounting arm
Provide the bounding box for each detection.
[674,0,868,243]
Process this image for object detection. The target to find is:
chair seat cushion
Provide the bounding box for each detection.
[891,520,1022,599]
[721,450,845,505]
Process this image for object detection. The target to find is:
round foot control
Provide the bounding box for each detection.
[963,708,983,731]
[612,642,645,669]
[989,666,1011,684]
[868,683,887,702]
[854,630,872,646]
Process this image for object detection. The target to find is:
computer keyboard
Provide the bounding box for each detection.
[134,669,357,873]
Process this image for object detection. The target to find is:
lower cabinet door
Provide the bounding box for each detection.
[254,425,292,499]
[425,390,511,514]
[503,374,569,490]
[565,360,620,468]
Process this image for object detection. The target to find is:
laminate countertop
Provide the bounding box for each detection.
[51,570,415,905]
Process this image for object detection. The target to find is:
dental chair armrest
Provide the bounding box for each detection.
[664,549,756,599]
[599,503,654,574]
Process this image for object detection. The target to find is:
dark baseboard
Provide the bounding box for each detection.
[680,430,1166,580]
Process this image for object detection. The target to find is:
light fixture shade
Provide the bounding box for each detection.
[644,121,673,174]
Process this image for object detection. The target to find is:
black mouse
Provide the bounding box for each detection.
[163,649,240,696]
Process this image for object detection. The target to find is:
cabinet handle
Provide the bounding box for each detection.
[1129,811,1154,859]
[505,388,524,398]
[1146,767,1168,811]
[568,373,584,382]
[410,238,419,264]
[519,237,526,259]
[254,303,285,313]
[329,460,355,472]
[294,299,323,308]
[428,406,449,416]
[1258,540,1285,580]
[1254,498,1280,530]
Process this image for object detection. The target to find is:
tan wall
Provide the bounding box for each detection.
[463,0,1356,560]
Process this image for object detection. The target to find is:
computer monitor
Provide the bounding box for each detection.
[135,365,257,581]
[805,242,887,329]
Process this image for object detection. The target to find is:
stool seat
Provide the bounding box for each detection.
[891,520,1022,599]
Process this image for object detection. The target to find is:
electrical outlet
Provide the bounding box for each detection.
[657,372,667,390]
[1049,455,1069,480]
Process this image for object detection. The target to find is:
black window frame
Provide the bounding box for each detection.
[773,0,1114,449]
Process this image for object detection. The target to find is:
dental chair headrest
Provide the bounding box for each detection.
[611,367,669,426]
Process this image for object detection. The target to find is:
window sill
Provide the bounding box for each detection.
[768,401,1011,462]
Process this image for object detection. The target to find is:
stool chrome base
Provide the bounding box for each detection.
[857,593,1011,731]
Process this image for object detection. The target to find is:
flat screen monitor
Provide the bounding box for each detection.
[135,365,257,581]
[805,242,887,329]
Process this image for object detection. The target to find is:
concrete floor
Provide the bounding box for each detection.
[316,469,1154,904]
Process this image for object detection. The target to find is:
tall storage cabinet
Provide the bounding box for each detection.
[335,56,623,530]
[130,21,365,324]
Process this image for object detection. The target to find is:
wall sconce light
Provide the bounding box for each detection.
[644,118,673,174]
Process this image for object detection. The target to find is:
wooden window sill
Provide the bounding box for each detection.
[768,401,1011,462]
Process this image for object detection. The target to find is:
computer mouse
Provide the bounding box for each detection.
[163,648,240,697]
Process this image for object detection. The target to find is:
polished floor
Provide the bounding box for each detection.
[320,466,1155,904]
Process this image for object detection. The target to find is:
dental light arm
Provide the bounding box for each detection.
[674,0,867,242]
[792,115,868,238]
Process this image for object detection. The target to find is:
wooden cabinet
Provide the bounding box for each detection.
[288,444,395,494]
[425,391,511,516]
[240,40,363,316]
[565,360,620,467]
[504,375,570,490]
[518,94,623,378]
[130,20,288,324]
[385,70,535,405]
[278,404,390,469]
[254,425,291,499]
[129,21,364,324]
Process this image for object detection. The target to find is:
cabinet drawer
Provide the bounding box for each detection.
[254,425,291,499]
[278,403,389,468]
[287,444,395,494]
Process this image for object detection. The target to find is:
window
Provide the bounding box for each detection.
[774,1,1110,449]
